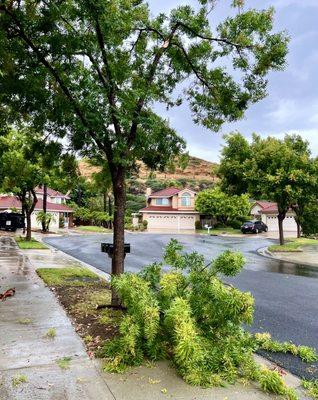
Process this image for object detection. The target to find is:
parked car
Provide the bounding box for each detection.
[241,220,268,234]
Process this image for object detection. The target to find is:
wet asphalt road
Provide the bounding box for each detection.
[44,233,318,379]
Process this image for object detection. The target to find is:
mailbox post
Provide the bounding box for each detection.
[101,243,131,259]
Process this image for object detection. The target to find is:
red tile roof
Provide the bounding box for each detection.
[0,196,73,212]
[255,201,277,210]
[149,187,181,197]
[140,206,178,212]
[35,186,70,199]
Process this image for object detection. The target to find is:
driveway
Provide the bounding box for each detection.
[44,233,318,379]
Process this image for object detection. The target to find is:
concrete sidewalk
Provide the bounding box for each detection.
[0,235,309,400]
[0,236,114,400]
[260,245,318,268]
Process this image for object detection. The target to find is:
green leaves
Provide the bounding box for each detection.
[195,187,250,225]
[212,250,245,276]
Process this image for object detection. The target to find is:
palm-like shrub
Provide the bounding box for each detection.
[100,240,307,398]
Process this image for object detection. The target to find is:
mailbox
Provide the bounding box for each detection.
[101,243,130,258]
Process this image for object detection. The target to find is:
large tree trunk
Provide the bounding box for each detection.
[103,191,107,213]
[278,212,286,246]
[42,184,47,232]
[24,190,37,241]
[296,221,301,238]
[108,195,113,229]
[111,166,126,307]
[26,211,32,241]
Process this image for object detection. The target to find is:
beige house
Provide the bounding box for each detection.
[250,201,297,233]
[0,187,73,231]
[140,187,200,232]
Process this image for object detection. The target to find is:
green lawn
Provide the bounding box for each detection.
[15,237,48,249]
[269,237,318,253]
[197,227,242,235]
[75,225,112,233]
[37,267,102,286]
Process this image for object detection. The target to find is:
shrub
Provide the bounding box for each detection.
[195,220,201,230]
[36,211,56,231]
[99,239,304,397]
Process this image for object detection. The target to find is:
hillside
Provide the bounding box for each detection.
[78,156,218,184]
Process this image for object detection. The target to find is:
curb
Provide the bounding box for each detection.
[33,233,111,282]
[257,246,318,269]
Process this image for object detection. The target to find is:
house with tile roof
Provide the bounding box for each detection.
[0,187,73,231]
[140,187,200,232]
[250,201,297,233]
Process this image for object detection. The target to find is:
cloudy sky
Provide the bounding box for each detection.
[148,0,318,162]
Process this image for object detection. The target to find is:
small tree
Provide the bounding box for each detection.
[195,188,250,226]
[0,129,43,240]
[218,133,316,245]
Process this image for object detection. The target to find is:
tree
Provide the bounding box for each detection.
[195,188,250,226]
[301,202,318,237]
[0,129,43,240]
[218,133,316,245]
[0,0,288,305]
[217,132,251,195]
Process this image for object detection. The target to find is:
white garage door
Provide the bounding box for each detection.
[179,215,196,230]
[147,214,177,231]
[146,214,196,232]
[266,216,278,232]
[265,215,297,232]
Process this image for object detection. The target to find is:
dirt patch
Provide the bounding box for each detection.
[49,283,121,355]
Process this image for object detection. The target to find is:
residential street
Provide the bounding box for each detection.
[45,232,318,380]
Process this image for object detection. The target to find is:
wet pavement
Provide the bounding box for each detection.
[44,232,318,380]
[0,236,114,400]
[1,234,307,400]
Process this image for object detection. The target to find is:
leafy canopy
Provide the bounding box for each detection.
[0,0,288,169]
[195,187,250,225]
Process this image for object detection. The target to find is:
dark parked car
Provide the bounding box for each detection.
[0,212,25,232]
[241,220,268,234]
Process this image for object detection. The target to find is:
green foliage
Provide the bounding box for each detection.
[254,332,318,363]
[36,211,56,232]
[100,240,300,396]
[301,203,318,236]
[195,187,250,225]
[73,206,112,226]
[212,250,245,276]
[15,236,48,249]
[218,132,318,244]
[302,379,318,399]
[37,267,101,287]
[258,369,297,399]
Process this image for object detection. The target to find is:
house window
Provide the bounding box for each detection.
[181,192,191,206]
[156,198,169,206]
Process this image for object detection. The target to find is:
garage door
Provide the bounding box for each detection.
[266,216,278,232]
[283,215,297,232]
[147,214,177,231]
[146,214,196,232]
[179,215,196,230]
[265,215,297,232]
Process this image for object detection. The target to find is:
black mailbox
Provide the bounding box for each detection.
[101,243,131,258]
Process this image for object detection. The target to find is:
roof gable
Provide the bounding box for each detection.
[149,187,181,198]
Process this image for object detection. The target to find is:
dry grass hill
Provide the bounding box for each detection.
[78,156,218,184]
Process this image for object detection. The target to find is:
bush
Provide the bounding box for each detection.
[99,240,302,398]
[142,220,148,228]
[195,220,201,230]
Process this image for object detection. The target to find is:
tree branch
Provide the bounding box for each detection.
[127,24,180,148]
[0,4,110,156]
[94,17,122,137]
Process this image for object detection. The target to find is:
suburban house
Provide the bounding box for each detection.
[140,187,200,232]
[0,187,73,231]
[250,201,297,233]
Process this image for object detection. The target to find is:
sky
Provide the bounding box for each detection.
[148,0,318,162]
